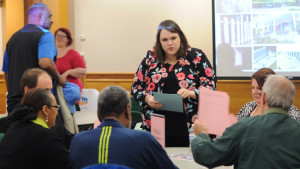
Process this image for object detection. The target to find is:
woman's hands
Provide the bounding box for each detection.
[145,88,195,109]
[145,95,163,109]
[177,88,196,99]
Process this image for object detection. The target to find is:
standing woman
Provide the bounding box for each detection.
[131,20,216,146]
[55,28,87,93]
[0,88,69,169]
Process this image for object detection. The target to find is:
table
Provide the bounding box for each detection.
[166,147,233,169]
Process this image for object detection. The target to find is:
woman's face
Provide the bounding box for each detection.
[159,29,181,58]
[47,95,58,127]
[55,31,68,47]
[252,78,262,105]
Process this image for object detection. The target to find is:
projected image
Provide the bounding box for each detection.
[253,13,296,44]
[278,50,300,70]
[253,0,300,11]
[218,14,252,46]
[216,43,252,76]
[214,0,300,78]
[216,0,251,13]
[253,46,277,70]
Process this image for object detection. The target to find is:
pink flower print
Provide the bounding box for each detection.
[160,67,166,73]
[150,63,157,69]
[137,71,143,81]
[152,74,161,83]
[179,80,188,88]
[205,67,213,77]
[169,65,174,72]
[185,60,190,65]
[145,120,151,127]
[147,82,155,91]
[179,58,185,66]
[176,72,186,81]
[188,74,195,79]
[137,85,143,90]
[188,86,196,90]
[144,76,150,84]
[162,72,168,78]
[134,75,138,82]
[193,56,201,64]
[200,77,207,82]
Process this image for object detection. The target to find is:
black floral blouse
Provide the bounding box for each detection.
[131,48,216,130]
[236,101,300,121]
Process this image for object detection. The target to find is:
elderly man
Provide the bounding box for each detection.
[69,85,178,169]
[5,68,73,149]
[2,2,66,113]
[192,75,300,169]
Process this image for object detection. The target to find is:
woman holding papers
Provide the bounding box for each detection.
[236,68,300,121]
[131,20,216,143]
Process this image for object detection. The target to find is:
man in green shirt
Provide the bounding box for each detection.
[191,75,300,169]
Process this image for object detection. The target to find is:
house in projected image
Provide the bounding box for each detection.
[253,13,296,44]
[253,46,277,70]
[278,51,300,70]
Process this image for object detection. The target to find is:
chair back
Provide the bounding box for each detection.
[74,89,99,125]
[130,97,142,129]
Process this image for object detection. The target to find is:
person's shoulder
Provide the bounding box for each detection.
[128,130,156,142]
[186,47,206,59]
[146,49,156,58]
[68,49,80,54]
[73,128,100,140]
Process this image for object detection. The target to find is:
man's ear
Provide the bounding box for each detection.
[262,92,266,105]
[125,103,131,120]
[24,86,30,94]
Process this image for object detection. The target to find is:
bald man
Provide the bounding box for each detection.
[2,2,66,113]
[5,68,73,149]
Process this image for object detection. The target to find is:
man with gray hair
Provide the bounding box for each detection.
[191,75,300,169]
[2,2,66,113]
[69,85,178,169]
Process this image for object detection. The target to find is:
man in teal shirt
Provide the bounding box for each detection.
[191,75,300,169]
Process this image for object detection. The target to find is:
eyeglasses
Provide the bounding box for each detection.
[55,34,67,38]
[47,105,60,111]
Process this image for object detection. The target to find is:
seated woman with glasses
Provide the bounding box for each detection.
[0,88,69,169]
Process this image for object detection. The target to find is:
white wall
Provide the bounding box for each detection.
[74,0,213,72]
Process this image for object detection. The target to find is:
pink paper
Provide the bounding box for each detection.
[198,86,236,136]
[151,114,165,148]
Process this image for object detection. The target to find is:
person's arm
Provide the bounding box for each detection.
[61,67,87,79]
[191,120,245,168]
[192,48,216,103]
[131,50,152,108]
[61,49,87,79]
[39,58,66,86]
[2,49,8,88]
[38,31,66,86]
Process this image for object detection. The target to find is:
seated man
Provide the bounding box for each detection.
[5,68,73,149]
[69,85,178,169]
[191,75,300,168]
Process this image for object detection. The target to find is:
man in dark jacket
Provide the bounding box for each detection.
[192,75,300,169]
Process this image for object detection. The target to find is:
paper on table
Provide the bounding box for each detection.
[151,113,165,148]
[198,86,237,136]
[153,92,183,113]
